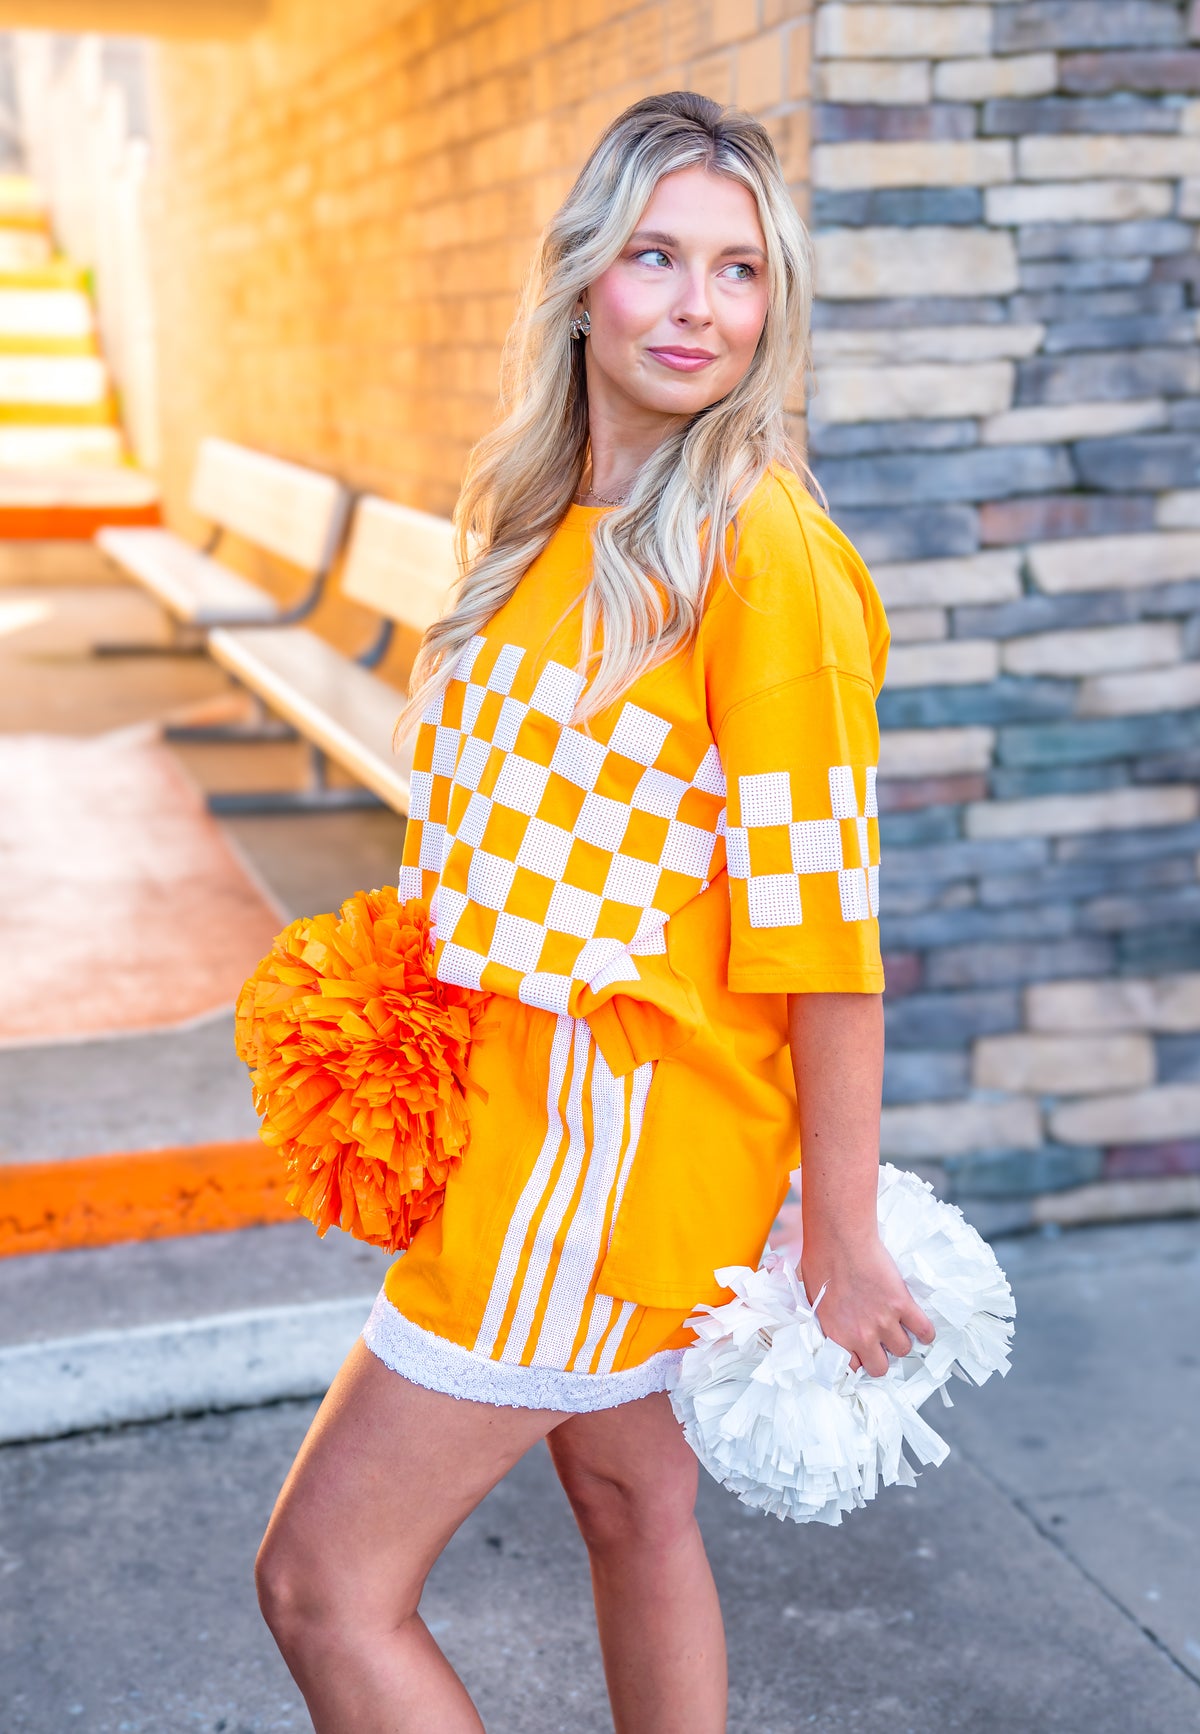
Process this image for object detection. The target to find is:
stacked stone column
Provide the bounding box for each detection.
[809,0,1200,1217]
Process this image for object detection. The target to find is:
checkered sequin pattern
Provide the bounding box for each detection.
[724,764,880,930]
[399,634,883,1008]
[398,635,729,1015]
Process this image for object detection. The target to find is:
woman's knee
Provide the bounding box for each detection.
[556,1454,699,1556]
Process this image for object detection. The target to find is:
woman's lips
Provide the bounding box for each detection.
[646,347,717,372]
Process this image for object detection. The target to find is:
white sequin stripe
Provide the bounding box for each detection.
[531,1041,627,1370]
[499,1019,594,1365]
[573,1292,619,1375]
[595,1299,639,1376]
[471,1014,574,1359]
[363,1290,684,1413]
[569,1061,653,1374]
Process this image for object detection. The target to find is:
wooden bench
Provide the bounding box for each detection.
[205,494,457,813]
[95,437,351,649]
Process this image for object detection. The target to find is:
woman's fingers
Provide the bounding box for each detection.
[882,1321,916,1361]
[901,1298,936,1346]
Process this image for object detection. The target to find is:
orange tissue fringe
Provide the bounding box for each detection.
[235,889,486,1253]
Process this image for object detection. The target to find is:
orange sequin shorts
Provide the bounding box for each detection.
[362,996,694,1411]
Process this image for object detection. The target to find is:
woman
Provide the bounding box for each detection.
[256,90,934,1733]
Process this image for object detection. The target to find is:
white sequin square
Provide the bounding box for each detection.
[576,935,627,982]
[519,971,573,1015]
[419,821,446,872]
[691,742,726,797]
[438,942,486,990]
[629,908,668,955]
[790,818,843,875]
[608,702,672,767]
[408,769,433,823]
[431,725,461,779]
[574,791,630,851]
[530,660,585,723]
[516,817,575,880]
[602,853,662,906]
[828,764,858,820]
[489,912,547,972]
[550,728,608,790]
[839,867,871,923]
[397,864,423,902]
[661,818,716,879]
[739,771,792,828]
[747,874,804,929]
[546,881,603,938]
[453,635,486,682]
[724,824,751,880]
[457,792,493,849]
[455,733,493,792]
[460,682,487,734]
[630,766,689,817]
[492,696,529,753]
[467,849,517,911]
[493,753,551,817]
[864,765,878,819]
[488,642,525,694]
[433,886,468,944]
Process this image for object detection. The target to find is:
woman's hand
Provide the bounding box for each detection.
[801,1227,934,1378]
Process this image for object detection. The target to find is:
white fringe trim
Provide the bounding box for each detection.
[362,1289,684,1413]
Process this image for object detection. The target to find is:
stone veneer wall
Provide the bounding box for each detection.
[808,0,1200,1216]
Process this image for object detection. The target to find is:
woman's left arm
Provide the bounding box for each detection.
[787,991,934,1376]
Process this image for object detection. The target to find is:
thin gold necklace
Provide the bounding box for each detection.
[577,471,634,507]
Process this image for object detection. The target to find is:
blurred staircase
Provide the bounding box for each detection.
[0,170,158,538]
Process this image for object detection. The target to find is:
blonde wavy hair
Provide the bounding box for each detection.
[398,89,815,737]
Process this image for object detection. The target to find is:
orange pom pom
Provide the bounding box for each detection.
[235,889,485,1252]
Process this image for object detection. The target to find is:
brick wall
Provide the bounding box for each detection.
[807,0,1200,1215]
[144,0,1200,1214]
[148,0,812,529]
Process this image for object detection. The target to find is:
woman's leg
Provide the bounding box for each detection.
[256,1338,562,1733]
[547,1392,727,1734]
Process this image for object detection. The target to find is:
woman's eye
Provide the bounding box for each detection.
[723,262,757,282]
[635,248,671,268]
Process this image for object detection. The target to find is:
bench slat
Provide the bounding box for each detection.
[340,495,456,628]
[190,438,349,575]
[208,625,413,812]
[96,527,281,625]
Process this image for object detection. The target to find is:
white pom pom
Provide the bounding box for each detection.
[669,1165,1016,1525]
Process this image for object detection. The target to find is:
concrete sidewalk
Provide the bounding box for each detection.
[1,1215,1197,1733]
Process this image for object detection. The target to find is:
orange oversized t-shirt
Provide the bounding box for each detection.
[400,464,888,1074]
[399,466,888,1304]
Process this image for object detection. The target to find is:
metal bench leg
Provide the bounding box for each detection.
[206,745,384,815]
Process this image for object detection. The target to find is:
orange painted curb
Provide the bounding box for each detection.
[0,1139,293,1258]
[0,501,161,539]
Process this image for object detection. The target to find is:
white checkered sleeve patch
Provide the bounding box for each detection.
[734,764,880,930]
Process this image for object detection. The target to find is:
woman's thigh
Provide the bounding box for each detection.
[259,1339,563,1626]
[547,1392,700,1545]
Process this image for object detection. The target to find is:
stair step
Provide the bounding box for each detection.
[0,425,125,466]
[0,467,160,537]
[0,262,89,291]
[0,173,47,223]
[0,288,94,339]
[0,231,53,269]
[0,355,110,404]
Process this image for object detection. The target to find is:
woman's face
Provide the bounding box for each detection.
[581,164,770,423]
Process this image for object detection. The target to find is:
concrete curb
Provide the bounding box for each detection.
[0,1294,376,1445]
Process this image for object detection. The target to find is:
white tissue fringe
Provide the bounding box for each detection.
[669,1165,1016,1526]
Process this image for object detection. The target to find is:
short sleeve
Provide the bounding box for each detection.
[704,471,888,995]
